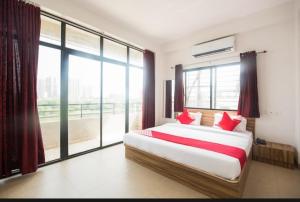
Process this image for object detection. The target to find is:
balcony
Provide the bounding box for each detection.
[38,103,142,162]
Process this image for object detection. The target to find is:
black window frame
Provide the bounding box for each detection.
[39,11,144,166]
[184,62,240,111]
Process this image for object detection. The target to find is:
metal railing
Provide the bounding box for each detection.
[38,103,142,119]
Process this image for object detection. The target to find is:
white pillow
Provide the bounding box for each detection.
[189,112,202,125]
[213,113,247,132]
[177,112,202,126]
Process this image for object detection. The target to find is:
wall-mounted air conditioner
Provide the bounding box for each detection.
[192,35,235,58]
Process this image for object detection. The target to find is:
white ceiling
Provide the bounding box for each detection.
[72,0,291,44]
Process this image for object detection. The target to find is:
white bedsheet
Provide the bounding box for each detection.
[124,123,253,180]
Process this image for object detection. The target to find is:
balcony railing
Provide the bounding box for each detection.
[38,103,142,120]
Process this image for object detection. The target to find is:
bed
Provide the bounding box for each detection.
[124,109,256,198]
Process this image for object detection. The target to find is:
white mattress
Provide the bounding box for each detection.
[124,123,253,180]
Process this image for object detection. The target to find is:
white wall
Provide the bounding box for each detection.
[295,0,300,163]
[160,1,300,160]
[32,0,164,126]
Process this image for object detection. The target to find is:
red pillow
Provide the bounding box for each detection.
[176,109,195,124]
[218,112,241,131]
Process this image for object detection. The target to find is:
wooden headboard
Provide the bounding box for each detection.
[187,109,256,138]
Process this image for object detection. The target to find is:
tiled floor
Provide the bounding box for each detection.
[0,144,299,198]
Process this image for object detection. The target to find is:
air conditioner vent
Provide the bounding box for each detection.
[192,36,235,58]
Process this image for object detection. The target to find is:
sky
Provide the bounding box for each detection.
[37,46,143,102]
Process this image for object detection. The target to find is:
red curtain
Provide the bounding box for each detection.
[174,64,184,112]
[0,0,45,178]
[142,50,155,129]
[238,51,260,118]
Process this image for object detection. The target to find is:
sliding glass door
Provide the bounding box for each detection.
[68,55,101,155]
[38,14,144,163]
[37,46,61,162]
[129,49,144,131]
[129,66,143,131]
[102,62,126,146]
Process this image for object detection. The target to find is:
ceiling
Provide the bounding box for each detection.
[72,0,291,44]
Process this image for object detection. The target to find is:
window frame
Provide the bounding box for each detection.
[184,62,240,111]
[39,12,144,164]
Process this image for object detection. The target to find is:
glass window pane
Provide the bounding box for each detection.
[214,65,240,110]
[68,55,101,155]
[129,67,143,131]
[130,48,143,66]
[37,46,61,162]
[185,69,211,108]
[103,39,127,62]
[66,25,100,55]
[40,16,61,45]
[102,62,126,146]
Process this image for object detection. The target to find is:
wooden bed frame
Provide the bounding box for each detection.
[125,109,256,198]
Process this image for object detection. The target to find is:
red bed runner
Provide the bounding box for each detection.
[136,130,247,169]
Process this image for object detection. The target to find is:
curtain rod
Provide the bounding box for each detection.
[170,50,267,69]
[255,50,267,54]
